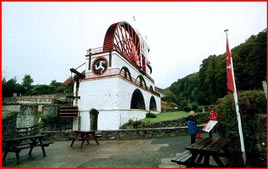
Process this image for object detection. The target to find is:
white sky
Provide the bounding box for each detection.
[2,2,267,88]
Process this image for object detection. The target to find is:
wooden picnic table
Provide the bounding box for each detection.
[185,137,230,167]
[172,137,231,167]
[69,130,101,148]
[2,134,53,164]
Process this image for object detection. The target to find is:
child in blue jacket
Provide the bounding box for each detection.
[187,111,198,144]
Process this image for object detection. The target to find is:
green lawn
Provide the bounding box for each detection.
[2,111,14,119]
[142,111,189,123]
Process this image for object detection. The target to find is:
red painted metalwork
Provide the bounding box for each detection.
[103,21,146,72]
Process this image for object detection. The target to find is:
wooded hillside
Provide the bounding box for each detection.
[163,29,266,108]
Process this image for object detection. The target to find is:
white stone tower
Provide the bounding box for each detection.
[65,21,161,130]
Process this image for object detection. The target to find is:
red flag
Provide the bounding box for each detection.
[226,37,235,92]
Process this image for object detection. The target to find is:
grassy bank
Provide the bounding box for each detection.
[2,111,14,119]
[142,111,189,123]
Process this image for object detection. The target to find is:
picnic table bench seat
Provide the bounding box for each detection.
[171,150,193,167]
[69,135,82,140]
[69,131,102,148]
[16,125,40,137]
[3,141,52,152]
[95,134,102,138]
[2,135,54,164]
[172,137,242,168]
[69,135,102,142]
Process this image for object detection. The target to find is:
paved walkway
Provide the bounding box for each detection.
[2,133,211,168]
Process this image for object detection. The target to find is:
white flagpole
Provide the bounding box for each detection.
[225,30,246,165]
[231,59,246,165]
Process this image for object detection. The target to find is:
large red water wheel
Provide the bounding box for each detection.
[103,21,142,69]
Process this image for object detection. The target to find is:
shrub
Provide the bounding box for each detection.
[191,103,199,111]
[183,106,191,112]
[146,112,157,118]
[214,90,266,167]
[180,112,208,126]
[120,119,148,129]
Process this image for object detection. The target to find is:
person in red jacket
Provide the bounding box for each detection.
[209,107,218,138]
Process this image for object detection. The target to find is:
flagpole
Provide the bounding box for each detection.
[224,29,246,165]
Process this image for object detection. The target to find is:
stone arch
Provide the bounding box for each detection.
[136,75,147,89]
[120,66,132,81]
[149,96,157,111]
[89,109,99,130]
[130,89,145,110]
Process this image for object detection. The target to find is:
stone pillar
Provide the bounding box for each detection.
[42,105,59,131]
[17,104,38,128]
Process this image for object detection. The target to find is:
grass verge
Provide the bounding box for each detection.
[141,111,189,123]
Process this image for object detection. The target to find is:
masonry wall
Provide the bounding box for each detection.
[2,94,67,105]
[41,125,205,141]
[2,103,60,131]
[17,105,39,128]
[2,112,17,139]
[77,76,160,130]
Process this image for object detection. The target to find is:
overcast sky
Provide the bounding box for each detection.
[2,2,267,88]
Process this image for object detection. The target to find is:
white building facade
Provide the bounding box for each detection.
[70,21,161,130]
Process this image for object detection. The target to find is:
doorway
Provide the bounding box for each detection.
[89,109,99,130]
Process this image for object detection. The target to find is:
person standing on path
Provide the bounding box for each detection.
[209,107,218,138]
[187,111,198,144]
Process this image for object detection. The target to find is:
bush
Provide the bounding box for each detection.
[146,112,157,118]
[214,90,266,167]
[120,119,144,129]
[191,103,199,111]
[183,106,191,112]
[179,112,208,127]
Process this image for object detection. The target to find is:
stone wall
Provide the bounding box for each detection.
[41,105,60,131]
[42,105,59,117]
[41,125,205,141]
[2,112,17,139]
[2,105,21,112]
[2,104,65,138]
[2,93,69,105]
[17,105,39,128]
[135,119,186,128]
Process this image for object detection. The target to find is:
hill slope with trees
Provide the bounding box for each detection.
[163,29,267,108]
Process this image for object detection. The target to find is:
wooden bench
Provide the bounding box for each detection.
[95,134,103,139]
[69,130,101,148]
[69,134,102,139]
[2,135,54,164]
[69,135,82,140]
[172,137,244,168]
[16,125,40,137]
[171,150,193,167]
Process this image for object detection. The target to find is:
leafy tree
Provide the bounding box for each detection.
[31,84,51,95]
[22,74,34,95]
[2,76,72,96]
[2,77,16,97]
[49,80,65,93]
[2,77,24,97]
[165,29,266,106]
